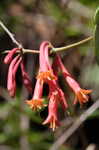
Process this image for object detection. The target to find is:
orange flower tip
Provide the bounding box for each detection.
[37,71,57,82]
[81,89,92,94]
[42,122,58,131]
[50,122,60,131]
[42,118,60,131]
[73,88,92,105]
[25,99,47,111]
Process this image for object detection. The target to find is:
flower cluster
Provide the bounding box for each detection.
[26,41,92,131]
[4,41,92,131]
[4,48,33,97]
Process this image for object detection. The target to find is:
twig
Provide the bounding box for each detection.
[49,100,99,150]
[0,20,22,47]
[1,36,93,55]
[52,36,93,53]
[0,20,93,54]
[1,49,39,54]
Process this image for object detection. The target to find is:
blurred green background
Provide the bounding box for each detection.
[0,0,99,150]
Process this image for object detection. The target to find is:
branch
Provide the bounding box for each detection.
[0,20,93,54]
[49,99,99,150]
[2,36,93,55]
[2,49,39,54]
[52,36,93,53]
[0,20,22,48]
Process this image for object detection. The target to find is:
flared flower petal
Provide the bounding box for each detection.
[66,76,92,105]
[37,70,57,84]
[26,99,47,111]
[73,89,92,105]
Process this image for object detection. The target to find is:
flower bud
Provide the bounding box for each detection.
[4,48,19,64]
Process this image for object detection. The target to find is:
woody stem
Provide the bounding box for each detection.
[0,20,93,54]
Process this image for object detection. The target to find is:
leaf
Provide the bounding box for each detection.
[94,25,99,64]
[94,7,99,25]
[94,7,99,64]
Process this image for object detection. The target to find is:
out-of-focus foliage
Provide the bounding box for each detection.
[94,7,99,64]
[0,0,99,150]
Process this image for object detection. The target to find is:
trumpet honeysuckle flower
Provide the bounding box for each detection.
[7,55,22,97]
[43,97,60,131]
[20,61,33,94]
[66,76,92,105]
[48,80,68,110]
[4,48,19,64]
[26,79,47,111]
[37,41,57,84]
[55,54,92,105]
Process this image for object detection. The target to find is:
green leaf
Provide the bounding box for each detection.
[94,7,99,25]
[94,7,99,64]
[94,25,99,64]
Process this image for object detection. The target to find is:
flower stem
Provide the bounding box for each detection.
[51,36,93,53]
[1,49,39,54]
[1,36,93,55]
[0,20,93,54]
[0,21,22,48]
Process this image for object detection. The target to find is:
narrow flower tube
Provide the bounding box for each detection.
[4,48,19,64]
[26,78,46,111]
[7,55,20,97]
[52,56,59,77]
[20,61,33,94]
[57,88,68,110]
[12,57,22,96]
[43,97,60,131]
[52,56,68,109]
[54,54,71,77]
[55,55,92,105]
[39,41,51,72]
[48,80,68,110]
[37,41,57,84]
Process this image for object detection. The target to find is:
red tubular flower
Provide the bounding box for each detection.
[7,55,22,97]
[43,97,60,131]
[52,56,59,77]
[66,76,92,105]
[55,55,92,105]
[26,41,57,112]
[4,48,19,64]
[48,80,68,110]
[52,56,68,110]
[37,41,57,84]
[38,41,68,110]
[26,78,47,111]
[57,87,68,110]
[20,61,33,94]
